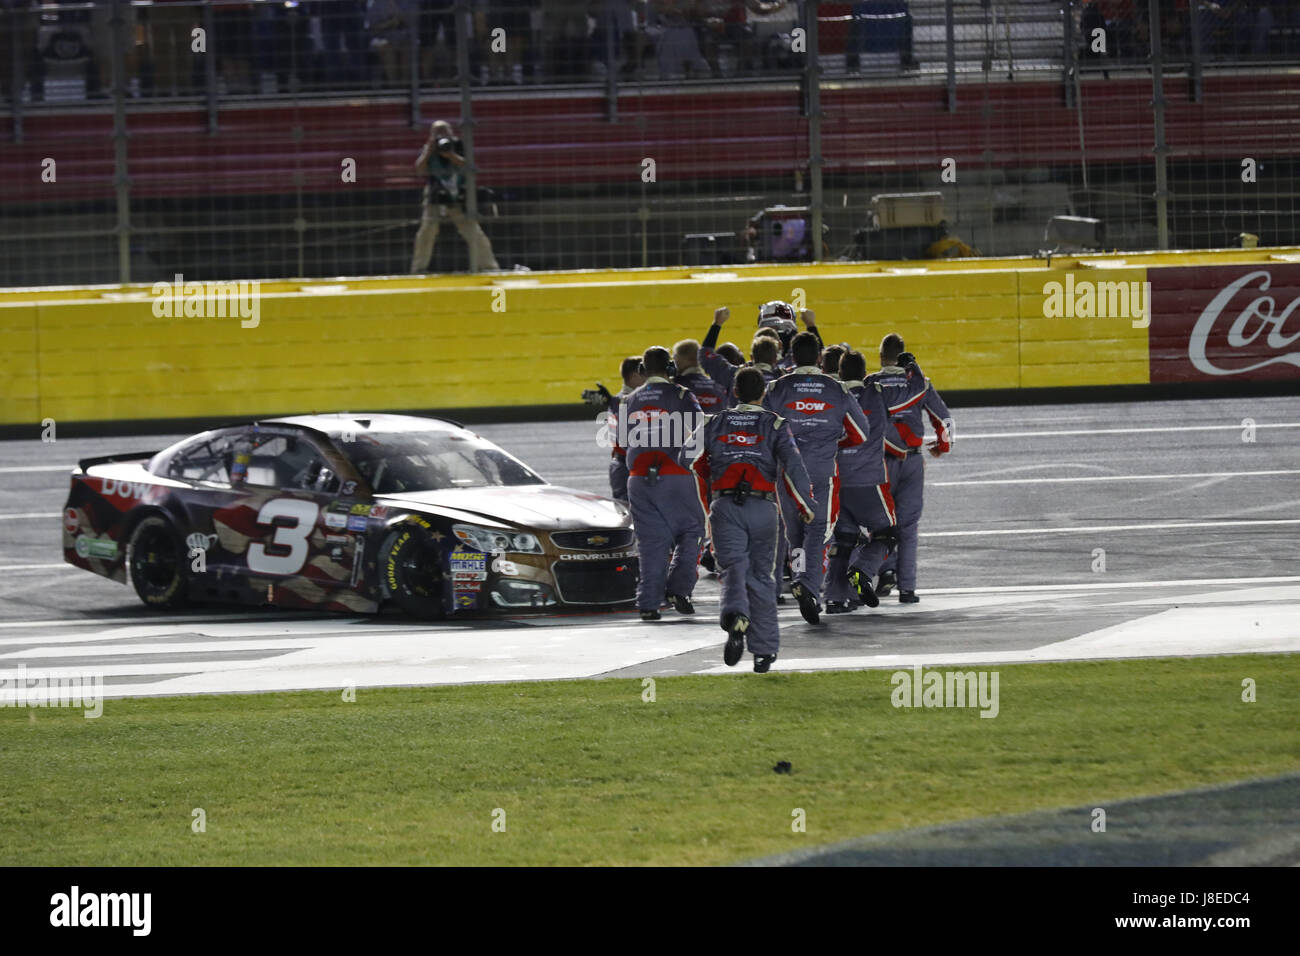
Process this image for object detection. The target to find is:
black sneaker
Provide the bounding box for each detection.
[753,653,778,674]
[776,593,787,605]
[722,612,749,666]
[848,568,880,608]
[825,601,855,615]
[640,609,661,621]
[898,590,919,604]
[699,551,717,574]
[876,570,897,597]
[790,582,821,625]
[667,593,695,615]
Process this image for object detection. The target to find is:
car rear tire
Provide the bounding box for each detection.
[380,522,447,620]
[126,514,190,610]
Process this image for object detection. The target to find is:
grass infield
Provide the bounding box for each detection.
[1,654,1296,866]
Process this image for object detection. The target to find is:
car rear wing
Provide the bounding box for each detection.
[74,451,160,474]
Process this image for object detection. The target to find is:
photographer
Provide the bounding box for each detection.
[410,120,501,273]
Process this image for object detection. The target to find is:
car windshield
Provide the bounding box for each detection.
[341,430,545,494]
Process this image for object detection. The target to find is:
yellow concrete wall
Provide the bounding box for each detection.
[2,247,1297,424]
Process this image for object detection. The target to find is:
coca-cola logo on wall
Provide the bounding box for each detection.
[1148,264,1300,382]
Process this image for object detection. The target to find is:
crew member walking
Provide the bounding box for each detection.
[692,367,815,673]
[614,347,706,620]
[762,331,872,623]
[853,334,953,604]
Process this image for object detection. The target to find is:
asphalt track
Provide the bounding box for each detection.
[1,395,1299,697]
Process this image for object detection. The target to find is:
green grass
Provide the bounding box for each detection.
[1,654,1296,865]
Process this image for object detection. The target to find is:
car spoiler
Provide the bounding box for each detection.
[75,451,160,473]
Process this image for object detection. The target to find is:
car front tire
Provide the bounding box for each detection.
[380,521,447,620]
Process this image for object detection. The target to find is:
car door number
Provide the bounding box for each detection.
[247,498,320,575]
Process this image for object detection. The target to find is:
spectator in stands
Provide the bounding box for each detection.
[746,0,801,71]
[248,0,315,92]
[312,0,368,88]
[1081,1,1139,64]
[846,1,918,73]
[0,0,43,104]
[542,0,592,81]
[592,0,646,79]
[150,0,197,96]
[369,0,415,86]
[650,0,710,79]
[419,0,459,82]
[88,0,142,98]
[696,1,751,77]
[214,1,257,94]
[1228,1,1276,57]
[483,0,534,84]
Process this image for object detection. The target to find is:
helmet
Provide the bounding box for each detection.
[757,300,797,335]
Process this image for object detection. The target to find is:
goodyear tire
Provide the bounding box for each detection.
[380,521,447,620]
[126,514,189,610]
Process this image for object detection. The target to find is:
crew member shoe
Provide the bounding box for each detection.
[753,654,778,674]
[825,601,854,615]
[898,591,920,604]
[640,609,661,621]
[722,612,749,666]
[848,568,880,608]
[667,593,695,615]
[699,551,717,575]
[776,593,787,605]
[790,582,821,625]
[876,570,897,597]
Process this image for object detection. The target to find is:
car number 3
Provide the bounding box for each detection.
[247,498,320,575]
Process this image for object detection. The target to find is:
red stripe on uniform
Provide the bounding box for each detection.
[877,482,897,526]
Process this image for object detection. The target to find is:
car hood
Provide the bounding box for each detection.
[377,484,630,531]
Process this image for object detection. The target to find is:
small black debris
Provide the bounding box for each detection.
[773,761,792,774]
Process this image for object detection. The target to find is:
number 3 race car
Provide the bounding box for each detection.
[62,414,638,618]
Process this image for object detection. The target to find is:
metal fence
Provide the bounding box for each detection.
[2,0,1299,286]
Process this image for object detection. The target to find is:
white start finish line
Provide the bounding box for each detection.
[0,577,1296,700]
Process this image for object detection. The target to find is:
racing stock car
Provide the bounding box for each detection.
[62,414,638,618]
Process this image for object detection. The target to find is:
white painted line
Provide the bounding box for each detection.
[0,612,339,630]
[696,604,1300,675]
[0,465,72,474]
[0,513,59,521]
[920,575,1300,595]
[932,469,1300,487]
[922,518,1300,538]
[958,423,1300,440]
[0,563,75,572]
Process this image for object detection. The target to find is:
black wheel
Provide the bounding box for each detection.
[380,522,447,620]
[126,514,189,610]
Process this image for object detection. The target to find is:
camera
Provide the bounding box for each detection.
[435,137,454,154]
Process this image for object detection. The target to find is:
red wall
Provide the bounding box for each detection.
[2,72,1297,205]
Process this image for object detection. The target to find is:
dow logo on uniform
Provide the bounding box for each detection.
[720,432,762,445]
[786,400,829,414]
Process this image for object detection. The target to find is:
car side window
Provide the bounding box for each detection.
[166,433,238,485]
[242,434,338,493]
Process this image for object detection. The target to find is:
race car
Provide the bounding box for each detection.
[62,413,638,618]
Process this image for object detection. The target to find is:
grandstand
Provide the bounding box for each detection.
[2,1,1298,285]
